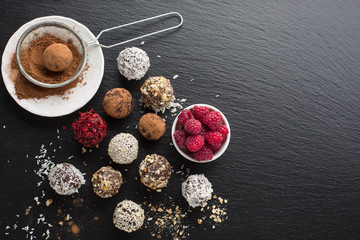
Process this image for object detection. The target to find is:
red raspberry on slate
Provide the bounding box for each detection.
[184,119,202,135]
[185,135,205,152]
[202,111,223,131]
[192,105,210,121]
[72,109,107,148]
[177,109,193,126]
[218,125,229,139]
[194,144,213,161]
[173,130,187,148]
[205,131,223,147]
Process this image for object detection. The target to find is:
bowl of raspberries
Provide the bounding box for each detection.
[171,104,230,163]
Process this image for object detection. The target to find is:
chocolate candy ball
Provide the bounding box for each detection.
[138,113,166,140]
[113,200,145,232]
[140,76,175,113]
[48,163,85,195]
[139,154,172,190]
[182,174,213,208]
[91,166,123,198]
[117,47,150,80]
[108,133,139,164]
[103,88,134,119]
[43,43,73,72]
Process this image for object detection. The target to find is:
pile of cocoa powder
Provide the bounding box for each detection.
[11,34,87,100]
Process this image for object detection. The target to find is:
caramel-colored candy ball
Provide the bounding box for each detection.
[138,113,166,140]
[103,88,134,119]
[43,43,73,72]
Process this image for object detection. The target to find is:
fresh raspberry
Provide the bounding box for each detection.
[192,105,210,121]
[202,111,223,131]
[184,119,202,135]
[199,124,209,137]
[218,125,229,139]
[177,109,193,126]
[205,131,223,146]
[185,135,205,152]
[173,130,187,148]
[210,142,222,152]
[194,144,213,161]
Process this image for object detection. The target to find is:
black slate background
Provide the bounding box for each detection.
[1,0,360,239]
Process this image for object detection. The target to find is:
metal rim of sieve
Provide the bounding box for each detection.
[16,21,87,89]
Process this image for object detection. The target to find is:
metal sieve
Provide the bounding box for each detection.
[15,12,183,88]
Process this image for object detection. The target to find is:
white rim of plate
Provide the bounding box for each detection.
[1,15,104,117]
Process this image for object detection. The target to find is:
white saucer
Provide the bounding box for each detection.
[1,16,104,117]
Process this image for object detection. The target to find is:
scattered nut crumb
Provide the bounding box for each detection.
[46,199,53,206]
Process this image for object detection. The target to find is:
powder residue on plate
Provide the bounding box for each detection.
[9,53,89,100]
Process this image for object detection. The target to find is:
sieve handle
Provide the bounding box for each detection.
[86,12,183,48]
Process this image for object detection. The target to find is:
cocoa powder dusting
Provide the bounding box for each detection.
[20,34,81,84]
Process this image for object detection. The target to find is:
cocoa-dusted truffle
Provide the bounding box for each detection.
[139,154,172,190]
[182,174,213,208]
[113,200,145,232]
[91,166,123,198]
[108,133,138,164]
[103,88,133,119]
[72,109,107,148]
[43,43,73,72]
[48,163,85,195]
[117,47,150,80]
[138,113,166,140]
[140,76,175,113]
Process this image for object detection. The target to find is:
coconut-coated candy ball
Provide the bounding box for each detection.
[113,200,145,233]
[48,163,85,195]
[117,47,150,80]
[181,174,213,208]
[108,133,138,164]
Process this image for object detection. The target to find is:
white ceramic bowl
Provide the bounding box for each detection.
[171,104,231,163]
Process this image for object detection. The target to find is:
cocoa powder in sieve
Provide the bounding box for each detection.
[10,34,88,100]
[20,34,82,84]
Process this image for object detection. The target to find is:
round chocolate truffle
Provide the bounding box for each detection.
[138,113,166,140]
[72,109,107,148]
[181,174,213,208]
[103,88,134,119]
[108,133,138,164]
[140,76,175,113]
[48,163,85,195]
[43,43,73,72]
[117,47,150,80]
[139,154,172,190]
[113,200,145,233]
[91,166,123,198]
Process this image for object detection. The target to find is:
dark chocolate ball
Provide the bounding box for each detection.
[92,166,123,198]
